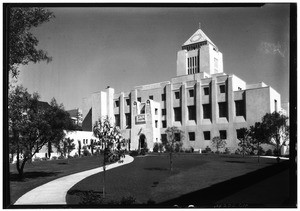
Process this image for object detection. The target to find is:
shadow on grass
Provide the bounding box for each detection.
[225,160,246,163]
[144,167,168,171]
[10,171,60,181]
[159,161,289,208]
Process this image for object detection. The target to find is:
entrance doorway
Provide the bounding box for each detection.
[139,134,146,150]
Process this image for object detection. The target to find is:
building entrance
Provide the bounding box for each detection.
[139,134,146,150]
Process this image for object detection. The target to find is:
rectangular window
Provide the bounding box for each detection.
[203,87,209,95]
[175,133,181,142]
[204,131,211,140]
[274,100,278,112]
[220,85,226,93]
[155,108,158,115]
[188,106,196,120]
[162,109,166,115]
[137,97,141,102]
[235,100,245,116]
[236,129,244,139]
[125,113,131,128]
[220,130,227,139]
[149,95,153,100]
[175,91,180,99]
[174,107,181,122]
[114,100,119,108]
[155,120,158,128]
[189,132,195,141]
[126,99,130,106]
[219,102,227,118]
[161,94,166,101]
[162,120,167,128]
[189,89,194,97]
[161,134,167,143]
[203,104,211,119]
[115,114,120,127]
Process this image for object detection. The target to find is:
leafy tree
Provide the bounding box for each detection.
[237,128,252,157]
[8,85,74,179]
[8,7,54,78]
[93,116,125,198]
[163,127,184,171]
[249,122,268,163]
[211,136,226,153]
[261,112,289,162]
[58,137,75,159]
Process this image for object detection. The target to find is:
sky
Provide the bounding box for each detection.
[15,4,290,110]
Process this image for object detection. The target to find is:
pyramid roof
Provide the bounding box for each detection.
[182,28,217,49]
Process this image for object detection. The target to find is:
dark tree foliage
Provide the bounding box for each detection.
[211,136,226,153]
[261,112,289,162]
[9,7,54,78]
[8,86,75,179]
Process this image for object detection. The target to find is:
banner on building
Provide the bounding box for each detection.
[136,114,146,124]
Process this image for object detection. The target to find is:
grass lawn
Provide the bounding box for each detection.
[66,153,287,206]
[9,155,103,204]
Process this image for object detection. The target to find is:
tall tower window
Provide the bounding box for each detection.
[214,58,218,73]
[203,104,211,119]
[125,113,131,128]
[115,114,120,127]
[174,107,182,122]
[174,91,180,99]
[219,102,227,118]
[219,85,226,93]
[189,89,194,97]
[188,106,196,120]
[274,100,278,112]
[235,100,245,117]
[161,94,166,101]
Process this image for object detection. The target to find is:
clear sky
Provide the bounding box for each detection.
[16,4,290,110]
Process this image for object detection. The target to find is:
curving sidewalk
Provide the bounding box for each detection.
[14,155,134,205]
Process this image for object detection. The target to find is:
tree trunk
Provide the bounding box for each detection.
[257,142,260,163]
[103,148,106,198]
[169,152,173,172]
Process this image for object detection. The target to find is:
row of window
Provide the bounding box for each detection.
[82,139,96,145]
[174,100,245,121]
[188,130,226,141]
[115,100,245,127]
[114,85,227,108]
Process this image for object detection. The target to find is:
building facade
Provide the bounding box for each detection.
[81,27,283,153]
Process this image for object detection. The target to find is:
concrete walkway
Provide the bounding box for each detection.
[14,155,134,205]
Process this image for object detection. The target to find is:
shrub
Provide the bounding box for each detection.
[58,155,65,160]
[153,143,159,153]
[146,199,156,205]
[235,149,241,155]
[205,146,212,153]
[83,149,91,157]
[129,150,139,157]
[265,149,273,156]
[120,195,136,205]
[33,157,41,162]
[224,147,231,154]
[41,157,48,161]
[51,156,57,160]
[73,154,79,158]
[79,191,103,205]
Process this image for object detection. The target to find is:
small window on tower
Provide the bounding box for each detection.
[220,85,226,93]
[161,94,166,101]
[114,101,119,108]
[175,91,180,99]
[126,99,130,106]
[203,87,209,95]
[137,97,141,102]
[189,89,194,97]
[149,95,153,100]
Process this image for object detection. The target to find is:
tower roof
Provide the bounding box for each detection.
[182,28,217,49]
